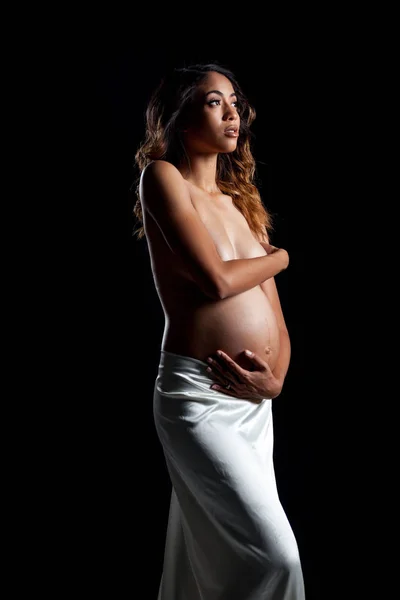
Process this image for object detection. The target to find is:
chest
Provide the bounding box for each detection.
[190,193,266,261]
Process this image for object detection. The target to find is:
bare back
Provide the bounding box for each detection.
[140,162,282,370]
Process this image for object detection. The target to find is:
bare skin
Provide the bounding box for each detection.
[139,71,291,401]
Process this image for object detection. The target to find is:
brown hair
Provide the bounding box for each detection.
[131,62,273,242]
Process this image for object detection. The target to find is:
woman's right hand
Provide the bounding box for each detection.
[259,242,289,270]
[206,349,283,402]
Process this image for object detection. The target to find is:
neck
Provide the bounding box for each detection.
[178,152,220,194]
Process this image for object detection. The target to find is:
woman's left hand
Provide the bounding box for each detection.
[206,349,283,403]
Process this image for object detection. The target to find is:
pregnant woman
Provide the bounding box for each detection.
[133,62,306,600]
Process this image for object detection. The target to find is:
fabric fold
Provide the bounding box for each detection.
[154,350,305,600]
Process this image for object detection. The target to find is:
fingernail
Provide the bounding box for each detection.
[245,350,253,356]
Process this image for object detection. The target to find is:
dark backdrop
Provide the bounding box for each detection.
[66,33,381,600]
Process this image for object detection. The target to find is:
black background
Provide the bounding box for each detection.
[54,23,388,599]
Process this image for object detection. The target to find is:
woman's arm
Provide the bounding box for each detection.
[140,160,289,300]
[204,231,292,401]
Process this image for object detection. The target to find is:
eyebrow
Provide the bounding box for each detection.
[205,90,237,98]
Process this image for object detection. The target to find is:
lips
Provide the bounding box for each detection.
[224,126,239,137]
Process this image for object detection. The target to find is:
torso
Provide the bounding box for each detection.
[143,179,282,371]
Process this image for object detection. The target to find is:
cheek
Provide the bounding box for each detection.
[189,116,214,139]
[198,111,220,133]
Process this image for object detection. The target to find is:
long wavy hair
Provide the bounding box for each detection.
[132,62,273,241]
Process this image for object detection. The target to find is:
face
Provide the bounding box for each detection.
[183,71,240,154]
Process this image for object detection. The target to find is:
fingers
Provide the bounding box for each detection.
[260,241,279,254]
[244,349,269,371]
[207,350,265,405]
[211,350,248,380]
[210,383,237,395]
[207,348,268,385]
[206,356,239,386]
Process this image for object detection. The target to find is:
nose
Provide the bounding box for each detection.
[223,102,239,122]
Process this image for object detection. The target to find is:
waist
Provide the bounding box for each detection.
[154,349,271,407]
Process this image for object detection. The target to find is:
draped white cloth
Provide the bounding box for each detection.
[154,350,305,600]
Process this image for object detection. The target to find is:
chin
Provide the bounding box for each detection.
[220,141,238,153]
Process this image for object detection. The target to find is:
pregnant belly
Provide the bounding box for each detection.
[164,287,281,371]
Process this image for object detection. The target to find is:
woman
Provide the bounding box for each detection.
[133,62,305,599]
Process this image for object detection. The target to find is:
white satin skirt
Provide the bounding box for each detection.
[154,350,305,600]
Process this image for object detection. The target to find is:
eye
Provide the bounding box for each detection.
[207,99,239,108]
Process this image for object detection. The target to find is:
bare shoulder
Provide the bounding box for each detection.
[140,159,183,186]
[139,159,190,214]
